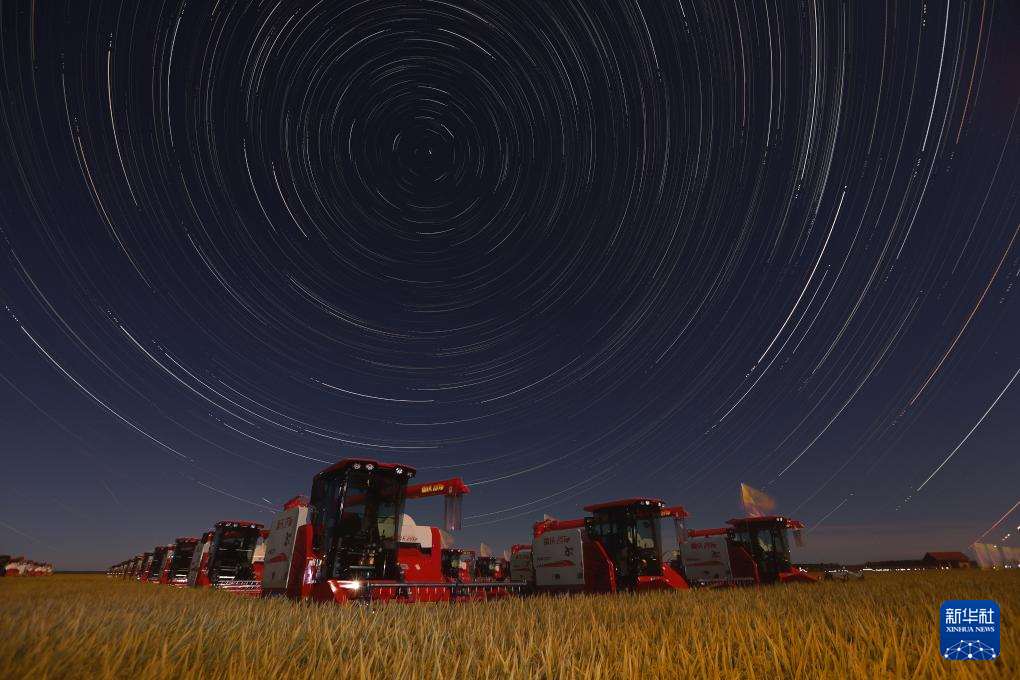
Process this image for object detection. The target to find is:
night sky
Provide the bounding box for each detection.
[1,1,1019,571]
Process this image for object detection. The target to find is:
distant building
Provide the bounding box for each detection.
[862,558,926,570]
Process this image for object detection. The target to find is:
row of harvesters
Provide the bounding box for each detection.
[108,521,268,594]
[508,499,815,592]
[0,555,53,576]
[108,457,813,604]
[108,460,518,602]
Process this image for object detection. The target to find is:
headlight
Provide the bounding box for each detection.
[342,580,362,591]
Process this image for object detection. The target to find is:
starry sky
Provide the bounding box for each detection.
[1,1,1019,571]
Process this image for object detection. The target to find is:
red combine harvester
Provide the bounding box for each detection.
[5,557,48,576]
[129,554,146,579]
[527,498,689,593]
[4,556,27,577]
[121,555,138,578]
[186,521,264,594]
[473,555,510,582]
[391,477,512,601]
[681,515,816,586]
[135,552,154,580]
[145,545,173,583]
[441,548,476,582]
[260,458,520,604]
[159,538,200,585]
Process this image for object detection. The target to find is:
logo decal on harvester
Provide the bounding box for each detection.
[941,600,999,660]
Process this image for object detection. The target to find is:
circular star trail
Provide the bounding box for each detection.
[1,1,1019,567]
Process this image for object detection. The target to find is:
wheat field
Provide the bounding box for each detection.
[1,571,1016,679]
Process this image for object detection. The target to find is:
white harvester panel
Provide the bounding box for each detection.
[187,539,209,586]
[533,527,587,588]
[680,537,732,582]
[398,514,432,549]
[262,503,309,592]
[509,548,534,584]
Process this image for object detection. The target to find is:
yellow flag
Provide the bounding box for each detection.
[740,483,776,517]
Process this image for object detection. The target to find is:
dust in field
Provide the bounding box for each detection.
[1,571,1016,679]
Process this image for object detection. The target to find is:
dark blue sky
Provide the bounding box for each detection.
[1,1,1019,570]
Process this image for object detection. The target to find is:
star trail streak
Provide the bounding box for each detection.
[1,1,1019,568]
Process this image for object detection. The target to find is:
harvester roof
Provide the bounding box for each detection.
[214,520,264,529]
[584,498,665,512]
[314,458,416,479]
[726,515,801,528]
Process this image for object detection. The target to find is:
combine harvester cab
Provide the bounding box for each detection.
[124,555,141,579]
[473,555,510,582]
[261,458,416,603]
[129,555,146,579]
[441,548,475,583]
[161,538,200,585]
[684,515,816,586]
[260,458,522,604]
[196,521,265,595]
[531,498,689,594]
[135,552,154,581]
[147,545,173,583]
